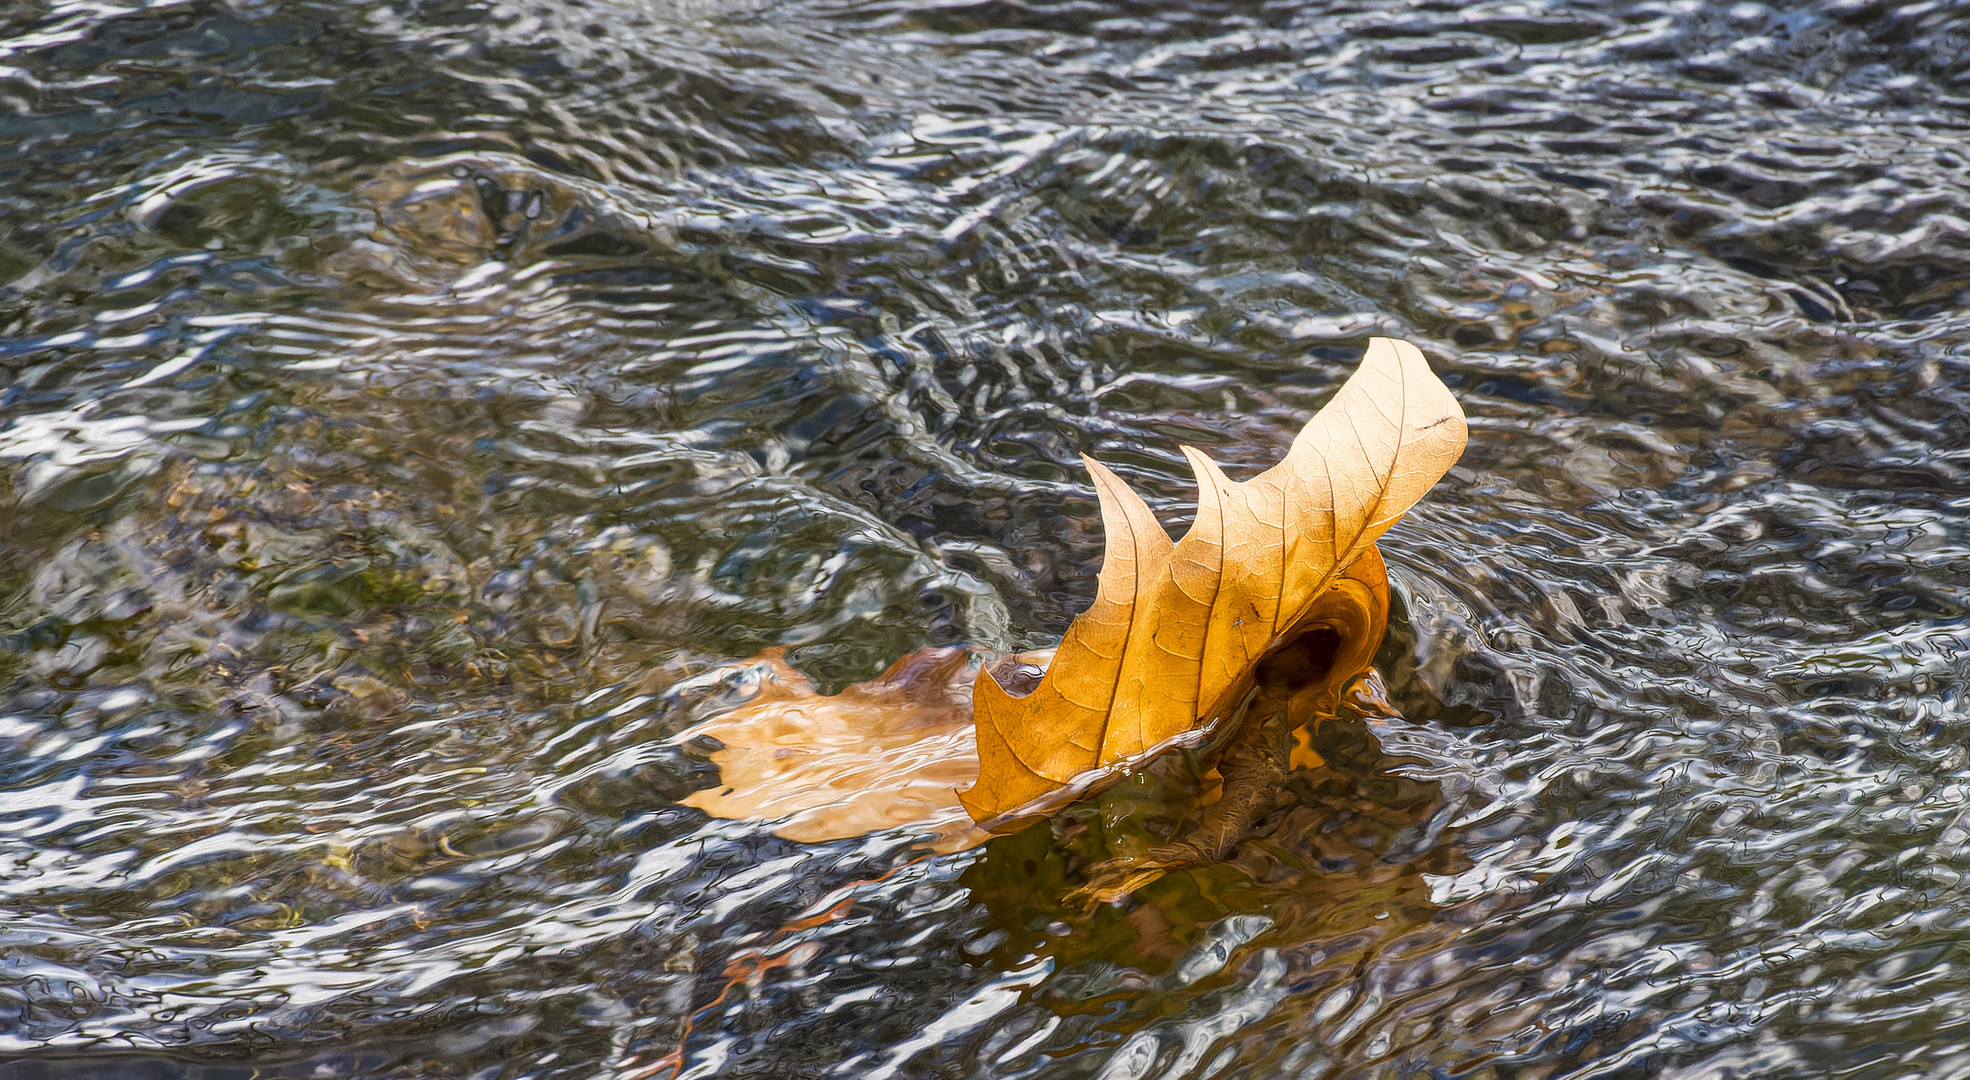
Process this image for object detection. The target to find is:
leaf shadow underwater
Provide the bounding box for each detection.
[959,713,1473,981]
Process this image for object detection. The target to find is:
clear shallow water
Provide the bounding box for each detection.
[3,0,1970,1075]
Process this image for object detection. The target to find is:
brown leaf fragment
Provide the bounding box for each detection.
[960,336,1466,829]
[678,647,1024,853]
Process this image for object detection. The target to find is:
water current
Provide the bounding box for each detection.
[4,0,1970,1075]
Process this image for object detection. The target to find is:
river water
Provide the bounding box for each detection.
[4,0,1970,1076]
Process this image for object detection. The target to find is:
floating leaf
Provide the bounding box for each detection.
[959,337,1466,828]
[679,337,1464,852]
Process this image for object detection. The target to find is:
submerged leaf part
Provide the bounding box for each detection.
[679,648,1046,853]
[960,336,1466,828]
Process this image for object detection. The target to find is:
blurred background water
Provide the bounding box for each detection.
[4,0,1970,1076]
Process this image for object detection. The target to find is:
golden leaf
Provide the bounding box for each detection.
[959,336,1466,828]
[678,337,1463,853]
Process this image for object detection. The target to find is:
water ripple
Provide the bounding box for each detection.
[5,0,1970,1076]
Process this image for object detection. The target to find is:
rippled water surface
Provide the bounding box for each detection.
[5,0,1970,1075]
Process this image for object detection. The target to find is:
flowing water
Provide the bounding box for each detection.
[4,0,1970,1075]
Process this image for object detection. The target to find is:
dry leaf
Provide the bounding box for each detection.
[959,336,1466,829]
[678,337,1463,854]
